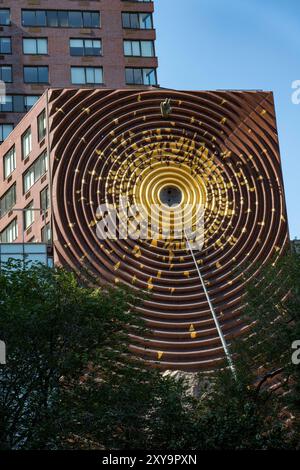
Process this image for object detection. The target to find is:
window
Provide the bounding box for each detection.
[0,124,13,143]
[41,222,51,244]
[122,12,153,29]
[71,67,103,85]
[23,38,48,55]
[24,95,40,111]
[70,39,102,56]
[3,146,16,179]
[40,186,49,211]
[1,218,18,243]
[0,184,16,219]
[22,10,100,28]
[125,67,157,85]
[24,202,34,230]
[37,110,46,142]
[24,66,49,84]
[0,9,10,26]
[0,37,11,54]
[23,151,48,193]
[22,127,32,160]
[0,65,12,83]
[124,40,154,57]
[0,95,40,113]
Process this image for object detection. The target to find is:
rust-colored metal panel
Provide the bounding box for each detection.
[47,88,289,371]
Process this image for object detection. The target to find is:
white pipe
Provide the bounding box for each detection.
[184,231,237,379]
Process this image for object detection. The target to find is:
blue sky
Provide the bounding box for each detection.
[154,0,299,238]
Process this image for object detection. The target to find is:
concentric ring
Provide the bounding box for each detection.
[49,88,289,371]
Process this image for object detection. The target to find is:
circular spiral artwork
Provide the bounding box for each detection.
[49,88,288,371]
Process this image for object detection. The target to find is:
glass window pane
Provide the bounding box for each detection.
[143,68,157,85]
[122,13,130,28]
[69,11,83,28]
[132,41,141,56]
[125,68,134,84]
[86,67,94,83]
[141,41,154,57]
[38,66,48,83]
[24,95,39,111]
[140,13,152,29]
[0,124,13,142]
[47,11,58,27]
[83,12,92,28]
[0,66,12,83]
[124,41,132,56]
[24,66,38,83]
[37,39,47,54]
[71,67,85,84]
[94,68,103,84]
[38,110,46,141]
[22,10,35,26]
[130,14,139,29]
[134,68,143,84]
[70,39,83,56]
[1,95,13,112]
[23,38,36,54]
[0,9,10,26]
[0,38,11,54]
[92,40,101,55]
[22,128,32,159]
[91,12,100,28]
[13,95,24,113]
[58,11,68,27]
[36,11,46,27]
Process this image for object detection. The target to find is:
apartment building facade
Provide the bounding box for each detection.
[0,0,158,142]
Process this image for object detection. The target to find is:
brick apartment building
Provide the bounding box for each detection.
[0,0,158,141]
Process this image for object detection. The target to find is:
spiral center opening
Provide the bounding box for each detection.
[159,186,183,207]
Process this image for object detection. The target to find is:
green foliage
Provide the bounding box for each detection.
[0,261,144,449]
[0,254,299,450]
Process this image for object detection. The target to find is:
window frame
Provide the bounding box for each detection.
[0,183,16,219]
[125,67,157,85]
[23,66,49,84]
[0,37,12,54]
[69,38,102,57]
[3,145,16,180]
[123,39,155,57]
[0,9,10,26]
[21,10,100,29]
[0,124,13,143]
[0,65,12,83]
[23,151,48,194]
[0,218,18,243]
[23,37,48,55]
[21,127,32,160]
[122,12,153,30]
[71,66,103,85]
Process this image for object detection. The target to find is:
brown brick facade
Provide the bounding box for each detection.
[0,0,157,130]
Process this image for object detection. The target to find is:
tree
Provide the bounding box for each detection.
[0,261,193,450]
[191,252,300,450]
[1,254,299,450]
[0,261,144,449]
